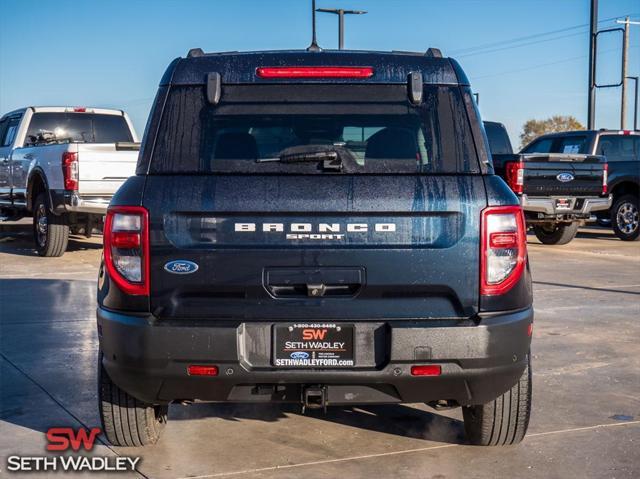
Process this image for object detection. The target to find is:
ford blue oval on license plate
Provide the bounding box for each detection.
[164,260,199,274]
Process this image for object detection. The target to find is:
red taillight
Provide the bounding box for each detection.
[187,365,218,376]
[602,163,608,195]
[527,323,534,337]
[62,152,79,190]
[411,365,442,376]
[256,66,374,79]
[505,161,524,194]
[104,206,149,296]
[111,232,141,249]
[480,205,527,296]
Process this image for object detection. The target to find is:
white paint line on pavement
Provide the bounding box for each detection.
[535,283,640,293]
[175,420,640,479]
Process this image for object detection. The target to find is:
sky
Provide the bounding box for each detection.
[1,0,639,147]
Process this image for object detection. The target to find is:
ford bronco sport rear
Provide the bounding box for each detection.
[97,49,533,447]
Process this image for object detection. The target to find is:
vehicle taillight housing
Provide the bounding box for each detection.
[505,161,524,194]
[104,206,149,295]
[62,152,79,190]
[602,162,608,195]
[256,66,374,78]
[480,205,527,296]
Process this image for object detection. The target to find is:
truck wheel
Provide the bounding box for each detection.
[98,353,168,446]
[611,194,639,241]
[532,222,579,245]
[33,193,69,257]
[462,354,532,446]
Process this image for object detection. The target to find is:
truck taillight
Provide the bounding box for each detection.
[480,205,527,296]
[104,206,149,295]
[62,152,79,190]
[602,162,608,195]
[505,161,524,194]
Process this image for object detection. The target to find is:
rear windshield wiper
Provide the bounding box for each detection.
[257,145,344,171]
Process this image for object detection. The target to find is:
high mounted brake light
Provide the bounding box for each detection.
[104,206,149,295]
[480,205,527,296]
[256,66,374,79]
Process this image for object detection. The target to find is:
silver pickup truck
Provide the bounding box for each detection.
[0,107,138,256]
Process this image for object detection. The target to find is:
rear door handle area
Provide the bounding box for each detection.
[264,268,365,299]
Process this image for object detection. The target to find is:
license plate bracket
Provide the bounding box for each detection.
[273,323,354,368]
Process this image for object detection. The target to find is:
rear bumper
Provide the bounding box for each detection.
[521,194,612,217]
[51,190,111,215]
[98,307,533,406]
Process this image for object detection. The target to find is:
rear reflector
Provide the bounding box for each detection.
[256,66,374,79]
[411,365,442,376]
[527,323,534,337]
[187,365,218,376]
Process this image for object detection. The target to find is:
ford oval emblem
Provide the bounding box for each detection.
[556,172,575,183]
[164,260,199,275]
[290,351,309,360]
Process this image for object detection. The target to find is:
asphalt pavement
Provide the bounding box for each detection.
[0,221,638,478]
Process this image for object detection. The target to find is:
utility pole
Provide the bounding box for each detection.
[316,8,367,49]
[587,0,598,129]
[616,17,640,129]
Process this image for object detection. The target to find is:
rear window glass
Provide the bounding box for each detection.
[522,135,589,154]
[149,85,480,174]
[25,113,132,145]
[597,135,640,161]
[521,138,553,154]
[484,122,513,155]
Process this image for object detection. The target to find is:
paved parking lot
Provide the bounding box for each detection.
[1,221,639,478]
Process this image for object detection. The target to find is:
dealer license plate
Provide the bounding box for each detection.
[273,323,354,368]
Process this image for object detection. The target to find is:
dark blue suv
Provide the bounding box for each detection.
[96,48,533,447]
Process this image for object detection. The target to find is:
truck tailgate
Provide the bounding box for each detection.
[77,144,138,196]
[143,175,486,321]
[521,153,605,197]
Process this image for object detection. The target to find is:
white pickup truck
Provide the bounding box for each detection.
[0,106,139,256]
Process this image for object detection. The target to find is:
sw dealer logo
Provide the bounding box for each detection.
[46,427,101,451]
[6,427,141,473]
[302,328,328,340]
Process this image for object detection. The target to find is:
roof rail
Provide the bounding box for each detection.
[187,48,205,58]
[425,48,443,58]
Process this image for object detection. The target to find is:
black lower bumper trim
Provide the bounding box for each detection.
[97,307,533,406]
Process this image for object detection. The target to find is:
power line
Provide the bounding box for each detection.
[450,14,638,56]
[472,44,636,81]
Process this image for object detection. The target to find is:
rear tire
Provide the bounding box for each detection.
[98,353,168,447]
[33,193,69,257]
[462,354,532,446]
[611,194,639,241]
[533,222,579,245]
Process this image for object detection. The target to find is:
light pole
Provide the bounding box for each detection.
[316,8,367,50]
